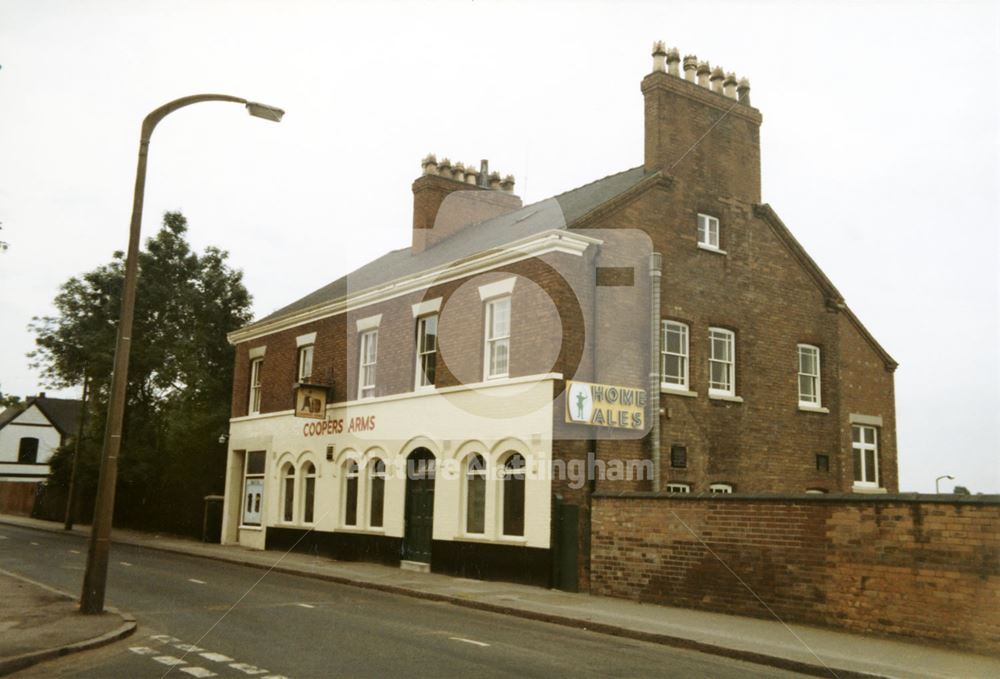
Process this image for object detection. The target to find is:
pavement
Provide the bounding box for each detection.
[0,566,135,676]
[1,513,998,679]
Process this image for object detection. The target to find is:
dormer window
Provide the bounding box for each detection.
[697,213,721,250]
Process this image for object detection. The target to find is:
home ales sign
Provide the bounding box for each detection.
[565,380,645,430]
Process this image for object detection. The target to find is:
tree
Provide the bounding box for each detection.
[29,212,252,535]
[0,391,22,409]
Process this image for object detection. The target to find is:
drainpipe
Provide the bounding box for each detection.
[649,252,662,492]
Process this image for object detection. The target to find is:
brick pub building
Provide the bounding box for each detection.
[220,42,899,593]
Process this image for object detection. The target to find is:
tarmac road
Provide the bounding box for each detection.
[0,523,806,678]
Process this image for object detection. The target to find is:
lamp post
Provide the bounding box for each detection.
[935,475,954,494]
[80,94,284,614]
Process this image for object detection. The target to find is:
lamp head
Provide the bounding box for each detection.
[246,102,285,122]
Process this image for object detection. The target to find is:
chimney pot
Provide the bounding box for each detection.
[488,171,502,190]
[683,55,698,82]
[666,48,681,76]
[421,153,438,175]
[651,40,667,72]
[452,161,466,181]
[710,66,725,93]
[697,61,711,87]
[464,164,478,185]
[737,77,751,105]
[723,72,737,98]
[501,174,515,193]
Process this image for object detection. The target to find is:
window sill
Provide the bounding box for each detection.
[498,535,529,544]
[661,386,698,398]
[708,393,743,403]
[239,525,263,532]
[697,243,727,255]
[798,404,829,414]
[456,534,494,544]
[851,484,887,494]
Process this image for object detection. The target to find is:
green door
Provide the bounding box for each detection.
[403,449,435,563]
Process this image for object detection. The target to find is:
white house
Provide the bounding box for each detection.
[0,394,82,482]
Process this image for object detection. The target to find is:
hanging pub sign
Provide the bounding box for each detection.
[294,384,328,419]
[565,380,645,430]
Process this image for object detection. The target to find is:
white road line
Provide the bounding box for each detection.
[153,655,187,666]
[199,652,234,663]
[30,541,39,546]
[229,662,269,675]
[119,561,133,567]
[0,535,7,539]
[449,636,490,647]
[69,549,80,554]
[174,643,205,652]
[179,667,218,678]
[294,603,315,608]
[262,676,290,679]
[150,634,180,643]
[188,578,207,584]
[128,646,157,655]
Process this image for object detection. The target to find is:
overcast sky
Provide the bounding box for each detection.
[1,1,997,493]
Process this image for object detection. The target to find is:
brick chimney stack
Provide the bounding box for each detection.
[642,42,763,203]
[411,154,522,254]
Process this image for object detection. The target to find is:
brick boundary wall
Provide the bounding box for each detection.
[591,493,1000,654]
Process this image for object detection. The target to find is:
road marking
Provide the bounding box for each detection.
[180,667,218,678]
[294,603,315,608]
[30,541,39,546]
[119,561,133,567]
[0,535,7,539]
[449,636,490,647]
[229,662,269,675]
[153,655,187,666]
[150,634,180,643]
[69,549,80,554]
[200,652,234,663]
[174,643,205,652]
[188,578,207,584]
[129,646,158,655]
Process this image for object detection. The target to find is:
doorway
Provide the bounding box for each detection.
[403,448,435,563]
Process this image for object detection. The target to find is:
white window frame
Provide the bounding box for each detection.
[852,425,880,488]
[301,461,317,525]
[798,344,821,407]
[297,344,314,383]
[666,483,691,494]
[343,458,360,527]
[249,358,263,415]
[281,462,296,523]
[661,320,689,390]
[415,315,438,390]
[358,329,378,399]
[709,483,733,494]
[368,458,386,529]
[708,328,735,397]
[241,451,265,527]
[463,454,487,536]
[697,213,720,249]
[484,296,511,380]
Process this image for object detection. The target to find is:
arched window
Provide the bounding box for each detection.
[369,458,386,528]
[465,454,486,534]
[281,462,295,522]
[501,453,525,537]
[344,459,359,526]
[301,462,317,524]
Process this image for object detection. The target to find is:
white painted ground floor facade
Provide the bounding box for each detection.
[221,374,558,577]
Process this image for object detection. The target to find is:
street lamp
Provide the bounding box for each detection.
[935,475,955,494]
[80,94,283,615]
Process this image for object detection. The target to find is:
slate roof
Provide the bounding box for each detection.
[0,397,83,436]
[251,166,651,327]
